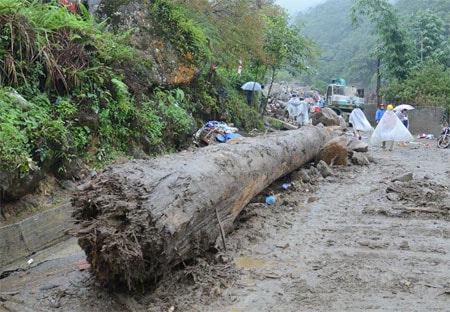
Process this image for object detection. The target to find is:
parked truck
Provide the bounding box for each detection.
[325,78,364,114]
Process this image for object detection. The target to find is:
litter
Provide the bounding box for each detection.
[78,258,91,271]
[265,195,276,204]
[193,121,242,145]
[417,133,435,140]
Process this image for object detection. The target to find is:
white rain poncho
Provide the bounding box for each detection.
[287,97,301,118]
[287,97,309,124]
[298,100,309,124]
[370,110,414,145]
[349,108,373,132]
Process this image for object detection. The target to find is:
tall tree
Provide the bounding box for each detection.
[351,0,414,103]
[407,10,450,68]
[351,0,414,81]
[295,0,378,89]
[262,14,317,97]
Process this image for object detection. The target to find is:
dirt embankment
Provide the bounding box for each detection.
[1,135,450,312]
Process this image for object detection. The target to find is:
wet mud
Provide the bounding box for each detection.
[1,136,450,312]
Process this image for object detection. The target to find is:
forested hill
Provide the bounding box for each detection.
[293,0,450,92]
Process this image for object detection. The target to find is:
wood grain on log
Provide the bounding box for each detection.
[72,126,330,289]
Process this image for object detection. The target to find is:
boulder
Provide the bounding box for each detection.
[311,107,342,127]
[315,136,349,166]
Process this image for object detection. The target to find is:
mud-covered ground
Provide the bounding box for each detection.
[1,134,450,312]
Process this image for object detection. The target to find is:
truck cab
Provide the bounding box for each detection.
[325,78,364,115]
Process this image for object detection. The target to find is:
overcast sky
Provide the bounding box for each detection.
[275,0,327,14]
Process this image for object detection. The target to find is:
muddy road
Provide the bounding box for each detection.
[1,136,450,312]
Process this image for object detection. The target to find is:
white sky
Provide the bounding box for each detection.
[274,0,328,14]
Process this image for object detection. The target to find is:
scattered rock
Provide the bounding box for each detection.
[351,151,370,165]
[316,160,334,178]
[399,241,409,250]
[308,166,320,178]
[311,107,342,126]
[316,136,349,166]
[307,196,318,203]
[348,137,369,152]
[291,168,311,183]
[338,115,347,128]
[391,172,413,182]
[387,192,402,201]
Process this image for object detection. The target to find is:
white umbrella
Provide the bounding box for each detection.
[241,81,262,91]
[394,104,415,111]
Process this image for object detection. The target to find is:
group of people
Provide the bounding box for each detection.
[286,93,310,126]
[285,91,414,151]
[351,103,413,151]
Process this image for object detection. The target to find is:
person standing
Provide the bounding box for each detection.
[349,107,373,140]
[375,103,385,124]
[396,108,409,128]
[375,103,387,148]
[297,97,309,126]
[396,108,409,146]
[246,90,253,106]
[286,93,302,124]
[259,85,268,115]
[371,104,413,151]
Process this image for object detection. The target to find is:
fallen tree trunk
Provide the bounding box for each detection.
[72,126,330,289]
[264,116,298,130]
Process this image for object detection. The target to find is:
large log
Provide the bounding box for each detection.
[72,126,330,289]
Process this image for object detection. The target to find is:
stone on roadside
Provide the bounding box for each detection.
[391,172,413,182]
[316,136,348,166]
[338,115,347,129]
[291,168,311,183]
[347,137,369,152]
[316,160,334,178]
[351,151,370,166]
[311,107,341,127]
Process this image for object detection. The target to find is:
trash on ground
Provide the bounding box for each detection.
[77,258,91,271]
[265,195,276,204]
[417,133,435,139]
[193,121,242,146]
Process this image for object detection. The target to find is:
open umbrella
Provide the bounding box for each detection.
[394,104,415,111]
[241,81,262,91]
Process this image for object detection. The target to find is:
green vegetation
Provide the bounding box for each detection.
[3,0,447,188]
[381,62,450,106]
[149,0,211,64]
[0,0,313,181]
[294,0,450,109]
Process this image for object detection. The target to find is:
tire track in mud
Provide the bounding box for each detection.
[198,144,450,312]
[1,143,449,312]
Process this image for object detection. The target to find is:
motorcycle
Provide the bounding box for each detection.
[437,122,450,148]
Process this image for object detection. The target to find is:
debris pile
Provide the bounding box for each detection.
[193,121,243,146]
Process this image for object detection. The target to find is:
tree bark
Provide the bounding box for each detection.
[72,126,330,289]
